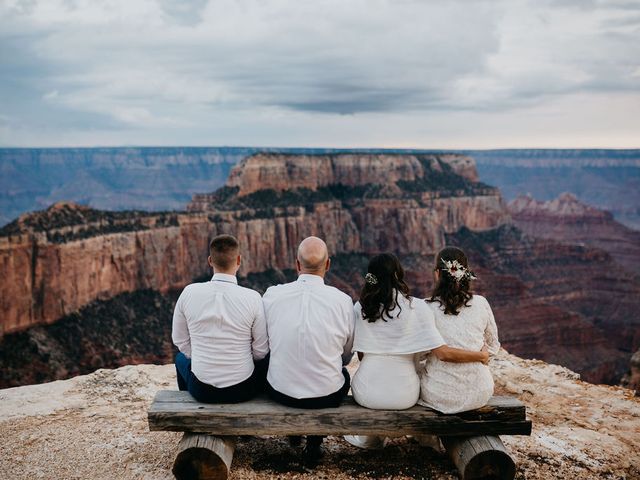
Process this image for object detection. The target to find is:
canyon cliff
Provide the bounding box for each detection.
[0,202,211,335]
[509,193,640,274]
[1,152,638,387]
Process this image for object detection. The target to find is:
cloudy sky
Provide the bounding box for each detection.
[0,0,639,148]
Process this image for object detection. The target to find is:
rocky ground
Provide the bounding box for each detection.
[1,350,639,480]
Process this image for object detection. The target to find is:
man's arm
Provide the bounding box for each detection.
[341,302,357,365]
[251,297,269,360]
[172,290,192,358]
[432,345,489,364]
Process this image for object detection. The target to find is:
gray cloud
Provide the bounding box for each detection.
[0,0,638,147]
[159,0,208,25]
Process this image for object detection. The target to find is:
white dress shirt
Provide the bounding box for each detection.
[263,274,356,399]
[172,273,269,388]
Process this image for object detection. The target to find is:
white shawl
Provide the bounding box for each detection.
[353,294,445,354]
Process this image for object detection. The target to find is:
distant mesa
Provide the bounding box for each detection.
[473,150,640,230]
[508,192,612,220]
[225,152,480,196]
[189,152,494,213]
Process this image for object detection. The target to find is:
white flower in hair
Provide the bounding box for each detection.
[365,273,378,285]
[441,259,473,282]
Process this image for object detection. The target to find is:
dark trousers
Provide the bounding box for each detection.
[266,367,351,409]
[267,368,351,448]
[175,351,269,403]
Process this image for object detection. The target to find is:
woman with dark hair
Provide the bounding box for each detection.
[418,246,500,414]
[344,253,489,449]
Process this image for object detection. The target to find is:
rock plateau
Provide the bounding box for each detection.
[0,351,638,479]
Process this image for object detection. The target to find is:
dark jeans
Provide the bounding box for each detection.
[267,368,351,450]
[175,351,269,403]
[266,367,351,409]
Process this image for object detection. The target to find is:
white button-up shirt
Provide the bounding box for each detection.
[172,273,269,388]
[263,274,356,399]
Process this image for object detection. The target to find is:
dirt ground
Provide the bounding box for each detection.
[1,351,639,479]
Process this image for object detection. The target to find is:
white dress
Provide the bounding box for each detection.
[345,294,445,449]
[418,294,500,414]
[351,294,446,409]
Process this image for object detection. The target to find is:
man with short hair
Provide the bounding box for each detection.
[263,236,356,465]
[172,234,269,403]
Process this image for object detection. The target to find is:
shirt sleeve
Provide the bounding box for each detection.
[172,288,192,358]
[351,302,362,353]
[251,296,270,360]
[341,299,357,365]
[481,297,501,355]
[261,286,275,312]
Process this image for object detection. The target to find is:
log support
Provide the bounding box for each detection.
[441,435,516,480]
[172,433,236,480]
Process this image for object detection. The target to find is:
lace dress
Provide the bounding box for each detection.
[418,295,500,414]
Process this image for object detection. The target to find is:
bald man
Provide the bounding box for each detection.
[262,236,355,466]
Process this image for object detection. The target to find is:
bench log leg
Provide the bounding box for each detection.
[441,435,516,480]
[172,433,236,480]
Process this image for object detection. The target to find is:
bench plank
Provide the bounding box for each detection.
[148,391,531,437]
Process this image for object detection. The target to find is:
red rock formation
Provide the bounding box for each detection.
[509,193,640,273]
[0,204,213,335]
[225,152,479,196]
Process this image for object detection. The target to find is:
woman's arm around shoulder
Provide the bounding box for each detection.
[432,344,489,364]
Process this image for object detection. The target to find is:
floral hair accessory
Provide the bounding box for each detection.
[441,259,476,283]
[365,273,378,285]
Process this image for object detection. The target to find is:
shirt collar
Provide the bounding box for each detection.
[297,273,325,286]
[211,273,238,284]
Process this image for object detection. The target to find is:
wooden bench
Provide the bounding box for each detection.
[148,391,532,480]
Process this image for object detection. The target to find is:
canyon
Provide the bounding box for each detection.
[473,149,640,229]
[0,147,247,227]
[2,147,639,228]
[1,152,638,388]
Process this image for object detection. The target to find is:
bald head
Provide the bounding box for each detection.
[297,236,330,276]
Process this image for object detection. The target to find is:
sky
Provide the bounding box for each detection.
[0,0,639,149]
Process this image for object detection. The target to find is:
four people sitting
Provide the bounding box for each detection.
[172,234,500,464]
